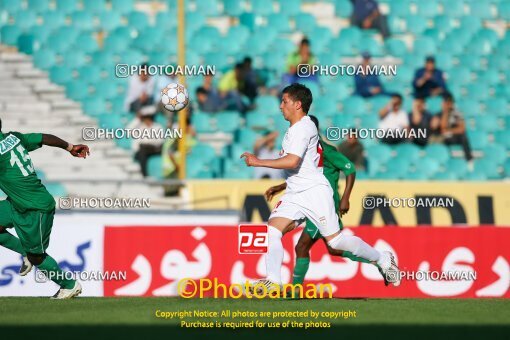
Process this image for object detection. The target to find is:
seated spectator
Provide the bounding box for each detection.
[253,131,285,179]
[355,52,388,98]
[338,129,366,171]
[413,56,447,99]
[124,63,155,113]
[378,94,409,144]
[127,106,165,177]
[438,93,473,163]
[282,38,318,86]
[351,0,390,38]
[218,63,249,113]
[195,87,224,113]
[241,56,258,103]
[408,97,438,146]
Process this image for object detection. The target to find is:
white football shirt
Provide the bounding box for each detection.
[280,115,330,193]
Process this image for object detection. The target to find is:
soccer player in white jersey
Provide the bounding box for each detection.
[241,83,400,290]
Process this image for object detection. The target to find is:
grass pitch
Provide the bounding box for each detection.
[0,298,508,339]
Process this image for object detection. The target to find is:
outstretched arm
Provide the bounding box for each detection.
[42,134,90,158]
[241,152,301,170]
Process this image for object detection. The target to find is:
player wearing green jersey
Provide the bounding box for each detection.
[0,119,90,299]
[265,116,388,288]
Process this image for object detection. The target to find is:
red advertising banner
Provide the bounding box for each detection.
[103,226,509,298]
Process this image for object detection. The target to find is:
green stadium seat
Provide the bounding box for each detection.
[482,144,506,165]
[358,38,384,57]
[330,38,356,56]
[465,83,489,101]
[434,15,454,33]
[312,97,337,114]
[78,65,102,84]
[413,157,441,177]
[115,136,132,150]
[82,0,105,13]
[111,0,133,14]
[342,97,367,116]
[334,0,353,18]
[189,144,217,163]
[223,159,254,179]
[98,114,126,129]
[446,158,468,178]
[70,11,94,30]
[395,143,421,163]
[98,12,122,31]
[192,113,215,133]
[332,115,355,129]
[406,15,428,36]
[193,0,220,16]
[56,0,78,14]
[147,156,163,179]
[359,115,379,129]
[66,81,89,101]
[441,0,465,17]
[463,172,487,181]
[1,0,22,13]
[389,0,411,17]
[33,49,56,70]
[413,37,436,57]
[60,50,86,69]
[50,66,73,85]
[223,0,244,16]
[432,171,458,180]
[366,144,393,163]
[484,98,507,116]
[236,129,263,149]
[14,11,37,30]
[416,0,439,17]
[494,131,510,149]
[0,25,21,45]
[251,0,274,15]
[426,96,443,114]
[118,50,144,66]
[127,12,149,31]
[468,1,494,19]
[447,67,471,85]
[216,111,241,133]
[466,130,489,150]
[500,2,510,21]
[385,38,408,57]
[74,33,98,53]
[41,11,65,30]
[424,144,450,164]
[294,13,316,31]
[388,16,406,34]
[83,97,107,117]
[322,82,350,101]
[93,82,118,100]
[458,16,482,35]
[474,159,501,179]
[246,112,271,129]
[266,13,291,33]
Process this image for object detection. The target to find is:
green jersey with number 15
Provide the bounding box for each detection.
[0,131,55,213]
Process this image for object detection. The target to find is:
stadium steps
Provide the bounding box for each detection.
[0,48,171,203]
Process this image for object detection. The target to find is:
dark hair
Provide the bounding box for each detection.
[300,38,310,46]
[196,87,208,95]
[243,56,252,65]
[443,92,454,103]
[392,93,403,102]
[234,63,243,70]
[282,83,313,113]
[309,115,319,130]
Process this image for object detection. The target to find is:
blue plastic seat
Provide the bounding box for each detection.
[465,83,489,101]
[56,0,78,14]
[466,130,488,150]
[406,15,428,36]
[294,13,316,30]
[385,38,408,57]
[412,158,441,178]
[334,0,353,18]
[251,0,274,15]
[447,67,471,85]
[425,144,450,164]
[99,114,126,129]
[0,25,21,45]
[500,2,510,21]
[389,0,411,17]
[495,131,510,149]
[127,12,149,31]
[468,1,493,19]
[446,158,468,178]
[434,15,454,33]
[395,143,422,163]
[49,66,73,85]
[82,0,105,13]
[223,0,244,16]
[93,82,118,100]
[236,129,263,149]
[366,144,393,163]
[312,97,337,114]
[416,0,439,17]
[111,0,134,14]
[358,38,383,57]
[482,144,506,165]
[458,16,481,35]
[192,113,215,133]
[1,0,22,12]
[147,156,163,179]
[14,11,37,30]
[441,0,465,17]
[186,12,206,34]
[45,183,68,197]
[246,113,271,129]
[61,49,87,68]
[78,65,102,84]
[216,111,241,133]
[484,98,507,116]
[426,96,443,114]
[342,96,367,116]
[432,171,458,180]
[66,81,90,101]
[474,159,501,179]
[82,97,106,117]
[190,144,217,163]
[332,114,355,129]
[413,37,436,57]
[33,49,56,70]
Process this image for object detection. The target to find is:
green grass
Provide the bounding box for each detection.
[0,297,508,326]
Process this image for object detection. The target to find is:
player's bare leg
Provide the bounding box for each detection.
[0,226,32,276]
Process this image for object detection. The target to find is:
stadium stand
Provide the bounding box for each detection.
[0,0,508,181]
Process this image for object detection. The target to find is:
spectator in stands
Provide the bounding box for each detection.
[218,63,249,113]
[195,87,224,113]
[241,57,258,103]
[338,129,366,171]
[438,93,473,162]
[127,106,165,177]
[282,38,318,86]
[124,63,155,113]
[408,97,438,146]
[253,131,285,179]
[413,56,447,99]
[354,52,388,98]
[351,0,390,38]
[378,94,409,144]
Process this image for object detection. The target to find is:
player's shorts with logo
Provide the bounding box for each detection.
[269,184,340,237]
[0,200,55,254]
[304,196,343,240]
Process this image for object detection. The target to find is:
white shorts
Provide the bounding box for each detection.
[269,184,340,237]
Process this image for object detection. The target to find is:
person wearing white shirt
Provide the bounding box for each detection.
[241,83,400,290]
[253,131,285,179]
[127,106,165,177]
[378,93,409,144]
[124,64,155,113]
